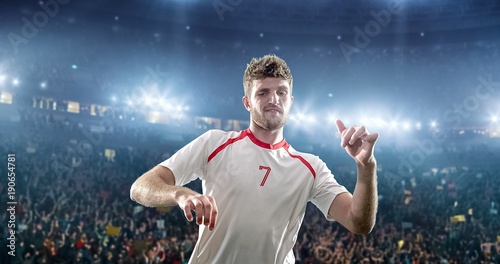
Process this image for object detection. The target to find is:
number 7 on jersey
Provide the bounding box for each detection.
[259,166,272,186]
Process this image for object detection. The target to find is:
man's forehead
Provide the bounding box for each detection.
[252,78,290,89]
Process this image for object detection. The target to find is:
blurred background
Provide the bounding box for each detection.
[0,0,499,263]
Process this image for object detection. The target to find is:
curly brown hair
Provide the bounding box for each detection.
[243,54,293,97]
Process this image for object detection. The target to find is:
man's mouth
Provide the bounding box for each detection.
[265,108,282,113]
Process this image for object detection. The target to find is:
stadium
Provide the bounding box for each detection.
[1,0,499,263]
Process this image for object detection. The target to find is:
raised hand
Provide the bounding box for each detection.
[336,119,379,166]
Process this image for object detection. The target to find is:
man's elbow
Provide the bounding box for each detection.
[351,219,375,235]
[129,181,141,202]
[354,225,374,235]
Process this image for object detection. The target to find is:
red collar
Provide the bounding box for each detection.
[243,129,288,150]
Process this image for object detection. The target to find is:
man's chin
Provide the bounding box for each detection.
[252,113,287,130]
[264,120,286,131]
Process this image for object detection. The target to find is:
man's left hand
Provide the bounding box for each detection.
[336,119,379,166]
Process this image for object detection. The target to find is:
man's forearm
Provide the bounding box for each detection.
[130,166,199,207]
[350,161,378,234]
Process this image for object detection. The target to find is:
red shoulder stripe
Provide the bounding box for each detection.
[283,144,316,179]
[207,131,248,163]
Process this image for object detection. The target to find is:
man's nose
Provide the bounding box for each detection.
[269,92,279,104]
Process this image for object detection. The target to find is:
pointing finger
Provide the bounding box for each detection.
[335,119,347,135]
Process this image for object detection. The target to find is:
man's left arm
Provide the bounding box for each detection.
[329,162,377,234]
[328,119,379,234]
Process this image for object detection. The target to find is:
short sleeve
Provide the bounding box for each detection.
[159,130,214,186]
[309,160,349,221]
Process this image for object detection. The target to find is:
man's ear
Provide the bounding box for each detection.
[242,96,251,111]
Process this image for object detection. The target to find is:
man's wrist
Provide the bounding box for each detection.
[172,187,198,204]
[356,158,377,169]
[356,159,377,183]
[173,187,188,204]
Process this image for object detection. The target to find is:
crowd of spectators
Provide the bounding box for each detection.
[1,119,193,264]
[1,103,499,264]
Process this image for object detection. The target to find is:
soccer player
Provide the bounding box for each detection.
[130,54,379,263]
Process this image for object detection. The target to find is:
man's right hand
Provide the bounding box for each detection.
[177,193,218,231]
[130,165,219,231]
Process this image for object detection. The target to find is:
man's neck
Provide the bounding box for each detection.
[248,123,284,145]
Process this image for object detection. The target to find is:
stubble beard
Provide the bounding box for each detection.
[251,108,288,131]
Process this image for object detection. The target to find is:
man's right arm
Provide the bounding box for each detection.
[130,165,218,230]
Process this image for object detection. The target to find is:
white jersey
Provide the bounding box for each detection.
[160,129,348,264]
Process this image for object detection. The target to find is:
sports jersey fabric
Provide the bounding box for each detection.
[160,129,348,264]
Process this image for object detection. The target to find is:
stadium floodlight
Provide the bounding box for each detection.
[491,116,498,123]
[173,104,188,112]
[430,121,437,128]
[127,99,133,106]
[156,99,171,110]
[12,78,19,86]
[40,82,47,89]
[295,113,315,123]
[361,117,369,125]
[402,122,410,130]
[291,113,313,122]
[372,118,386,126]
[111,96,117,103]
[143,95,153,105]
[0,75,5,84]
[327,113,338,123]
[415,122,422,130]
[390,120,398,129]
[307,115,316,123]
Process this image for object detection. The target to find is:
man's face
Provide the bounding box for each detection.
[243,77,293,131]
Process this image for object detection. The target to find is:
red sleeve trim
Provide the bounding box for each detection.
[207,131,248,163]
[283,144,316,179]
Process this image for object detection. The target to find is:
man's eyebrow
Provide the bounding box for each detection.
[258,86,289,90]
[256,88,270,92]
[255,86,289,93]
